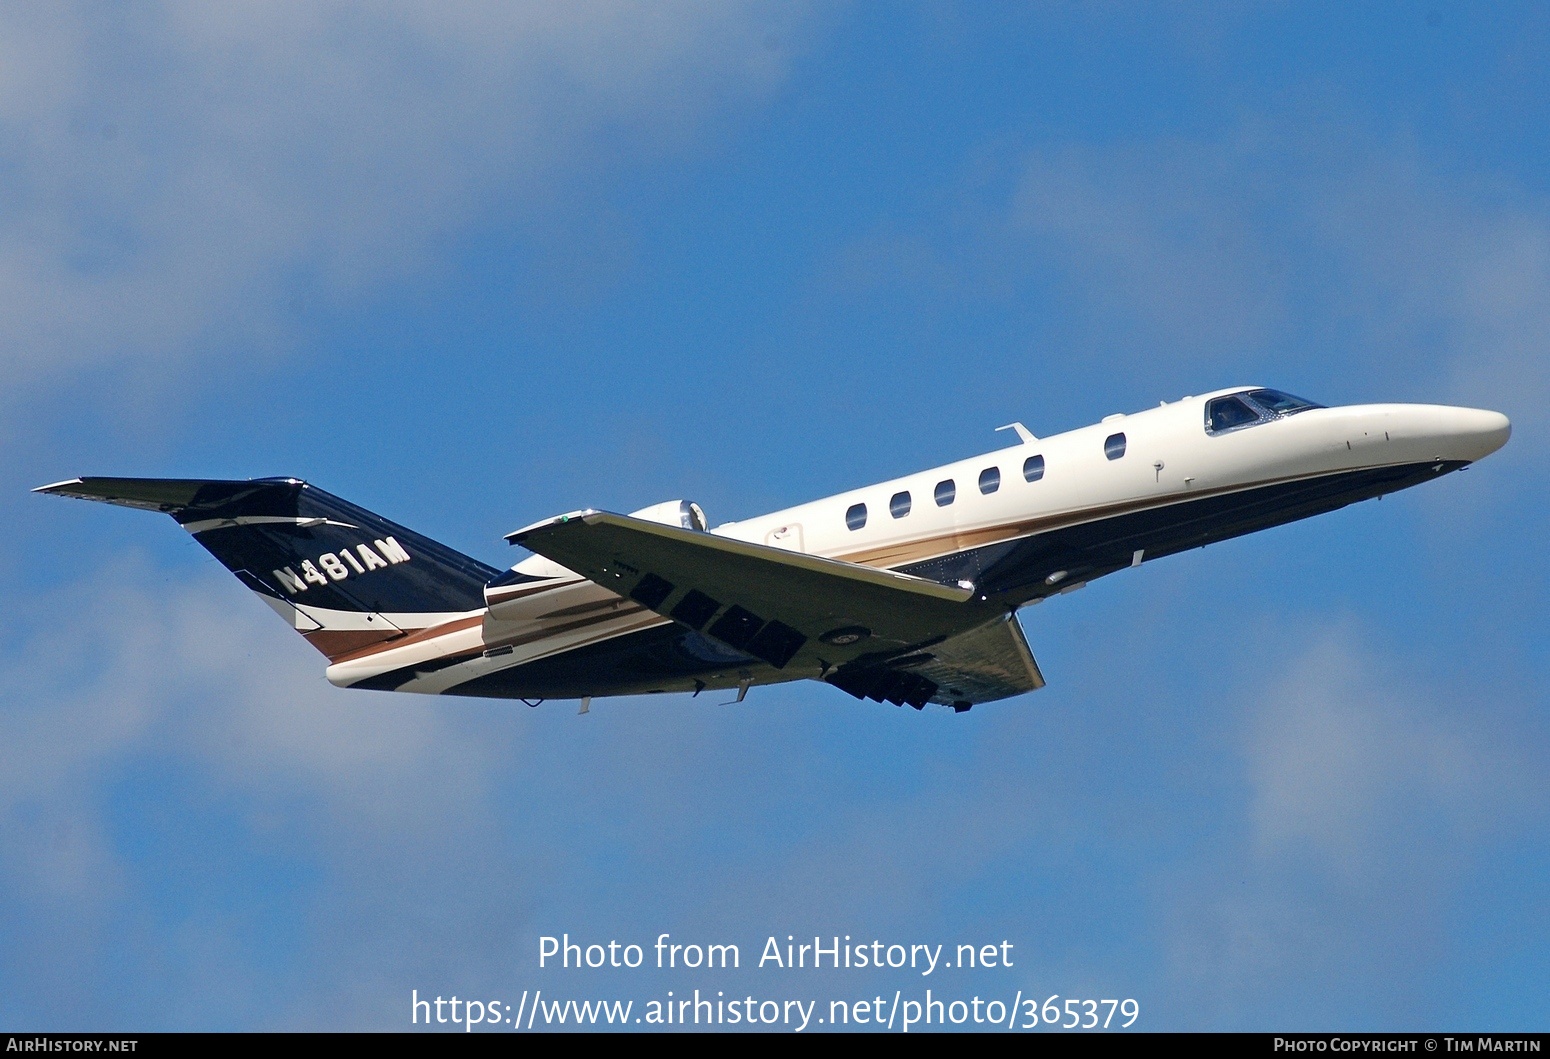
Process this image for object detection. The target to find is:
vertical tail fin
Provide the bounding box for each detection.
[36,477,498,660]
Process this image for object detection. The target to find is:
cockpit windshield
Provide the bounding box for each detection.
[1245,389,1323,415]
[1208,396,1261,433]
[1205,389,1325,436]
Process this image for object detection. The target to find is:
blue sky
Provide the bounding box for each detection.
[1,1,1546,1032]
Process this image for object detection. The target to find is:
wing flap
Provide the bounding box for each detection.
[824,615,1044,709]
[912,615,1045,706]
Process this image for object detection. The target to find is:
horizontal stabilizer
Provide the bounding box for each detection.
[34,477,271,512]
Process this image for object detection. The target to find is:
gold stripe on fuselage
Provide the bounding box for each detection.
[832,464,1365,571]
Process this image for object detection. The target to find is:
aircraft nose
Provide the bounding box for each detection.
[1413,405,1511,463]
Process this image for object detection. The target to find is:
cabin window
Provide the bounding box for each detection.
[1104,433,1127,460]
[889,491,912,518]
[978,467,1001,494]
[845,503,867,531]
[1023,454,1045,482]
[934,479,956,506]
[1205,395,1262,434]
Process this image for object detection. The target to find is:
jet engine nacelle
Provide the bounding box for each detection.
[628,500,708,532]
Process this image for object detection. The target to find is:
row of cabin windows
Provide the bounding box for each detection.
[842,438,1128,531]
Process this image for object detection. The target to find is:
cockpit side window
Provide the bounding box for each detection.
[1206,396,1263,435]
[1246,389,1324,416]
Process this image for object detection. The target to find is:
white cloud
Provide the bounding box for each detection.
[0,2,807,394]
[4,563,1542,1027]
[1013,138,1289,362]
[1159,624,1547,1025]
[0,553,1049,1025]
[0,556,558,1026]
[0,558,515,899]
[1244,630,1529,875]
[1008,126,1550,437]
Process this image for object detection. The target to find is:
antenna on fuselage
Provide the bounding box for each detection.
[995,422,1037,444]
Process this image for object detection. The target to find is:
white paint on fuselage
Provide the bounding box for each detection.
[714,390,1510,567]
[331,388,1509,694]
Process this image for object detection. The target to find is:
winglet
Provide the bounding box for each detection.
[995,422,1037,444]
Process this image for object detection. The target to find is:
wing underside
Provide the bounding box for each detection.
[883,615,1045,707]
[508,511,1043,707]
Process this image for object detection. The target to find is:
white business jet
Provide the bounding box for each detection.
[38,387,1509,712]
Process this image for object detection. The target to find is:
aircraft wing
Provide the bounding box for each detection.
[507,510,1027,706]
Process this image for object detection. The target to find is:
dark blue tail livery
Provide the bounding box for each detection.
[36,477,499,657]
